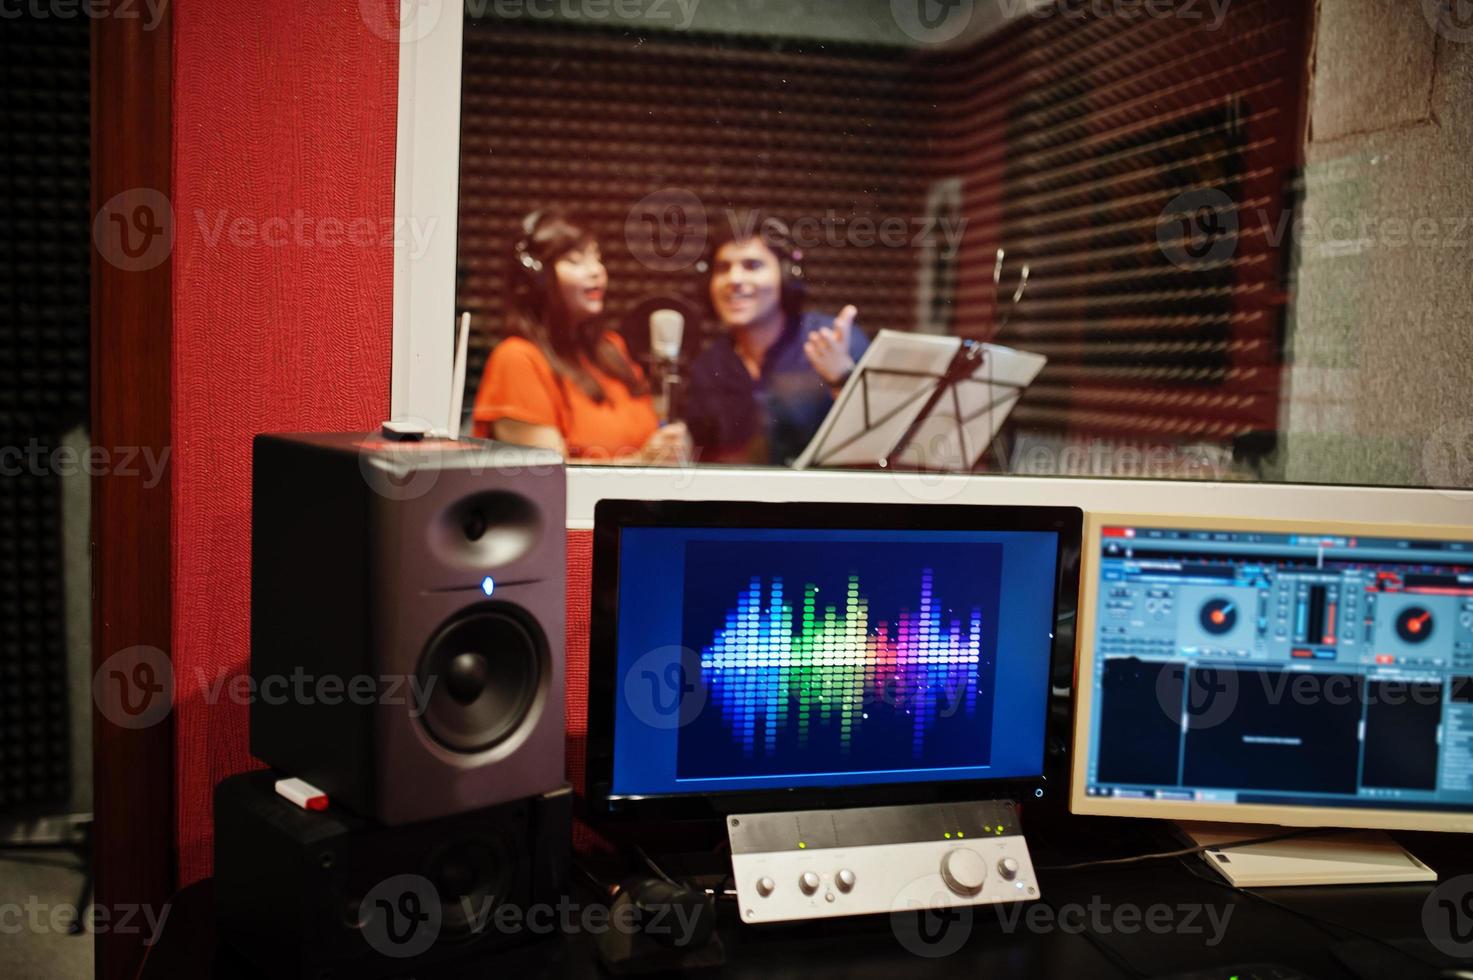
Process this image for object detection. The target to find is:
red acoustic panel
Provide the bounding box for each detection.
[565,529,613,855]
[565,529,593,780]
[171,0,398,886]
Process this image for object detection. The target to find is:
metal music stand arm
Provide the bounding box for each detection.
[884,342,1030,473]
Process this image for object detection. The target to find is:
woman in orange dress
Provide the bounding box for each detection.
[472,211,690,464]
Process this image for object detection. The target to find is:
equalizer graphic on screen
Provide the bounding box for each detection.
[676,539,1004,783]
[701,571,982,757]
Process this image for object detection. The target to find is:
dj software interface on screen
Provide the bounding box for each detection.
[1082,527,1473,812]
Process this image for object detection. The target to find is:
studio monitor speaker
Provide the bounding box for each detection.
[250,433,566,825]
[214,770,572,979]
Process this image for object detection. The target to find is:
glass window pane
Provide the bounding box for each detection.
[455,0,1471,490]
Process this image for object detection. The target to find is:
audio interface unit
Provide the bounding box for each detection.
[728,800,1038,924]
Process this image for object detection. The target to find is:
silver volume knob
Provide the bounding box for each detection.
[756,877,775,897]
[799,871,821,896]
[835,869,856,893]
[940,848,988,896]
[998,857,1020,880]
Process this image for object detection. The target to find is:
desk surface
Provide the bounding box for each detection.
[142,822,1473,980]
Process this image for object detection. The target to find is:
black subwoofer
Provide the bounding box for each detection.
[214,770,571,979]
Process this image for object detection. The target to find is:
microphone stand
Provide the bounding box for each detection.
[653,357,684,424]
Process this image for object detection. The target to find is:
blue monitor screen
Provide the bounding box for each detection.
[609,526,1062,798]
[1082,525,1473,813]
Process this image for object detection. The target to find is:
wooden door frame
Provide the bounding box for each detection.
[91,6,175,980]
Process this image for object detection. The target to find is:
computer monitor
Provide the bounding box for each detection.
[1072,513,1473,836]
[586,500,1082,820]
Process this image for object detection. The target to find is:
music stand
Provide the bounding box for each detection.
[791,330,1046,472]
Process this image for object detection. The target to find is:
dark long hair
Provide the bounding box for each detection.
[504,211,647,404]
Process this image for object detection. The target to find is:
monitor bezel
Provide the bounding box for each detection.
[1071,511,1473,833]
[586,498,1083,822]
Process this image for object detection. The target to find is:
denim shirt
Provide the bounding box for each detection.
[684,312,870,466]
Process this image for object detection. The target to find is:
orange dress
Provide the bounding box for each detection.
[472,333,660,460]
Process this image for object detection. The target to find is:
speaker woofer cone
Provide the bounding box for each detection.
[426,836,517,939]
[418,604,545,753]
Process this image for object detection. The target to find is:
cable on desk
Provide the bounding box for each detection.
[633,845,678,885]
[634,846,741,902]
[1037,828,1342,872]
[573,859,619,897]
[133,937,155,980]
[1174,856,1439,970]
[702,870,739,903]
[131,880,191,980]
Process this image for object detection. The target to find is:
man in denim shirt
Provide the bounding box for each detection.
[685,216,870,465]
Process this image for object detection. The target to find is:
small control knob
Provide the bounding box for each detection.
[836,869,856,893]
[799,871,821,896]
[940,848,988,897]
[998,857,1020,881]
[756,877,775,897]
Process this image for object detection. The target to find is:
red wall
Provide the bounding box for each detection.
[565,532,593,790]
[172,0,399,885]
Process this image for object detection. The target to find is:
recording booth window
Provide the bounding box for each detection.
[452,0,1472,492]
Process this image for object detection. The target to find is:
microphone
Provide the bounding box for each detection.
[648,310,685,422]
[649,309,684,362]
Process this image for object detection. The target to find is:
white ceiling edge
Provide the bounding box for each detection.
[462,0,1051,50]
[949,0,1055,49]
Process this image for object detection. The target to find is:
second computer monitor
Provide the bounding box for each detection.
[1072,513,1473,833]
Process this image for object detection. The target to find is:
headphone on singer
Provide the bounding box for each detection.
[511,209,549,294]
[696,212,808,319]
[516,208,809,319]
